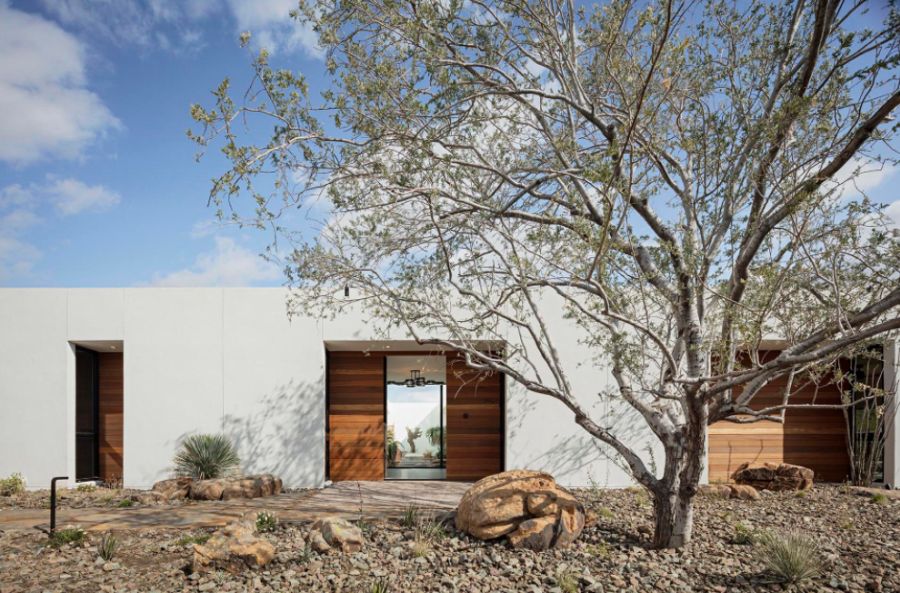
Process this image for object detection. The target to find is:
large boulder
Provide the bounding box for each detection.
[310,517,364,553]
[700,483,760,500]
[731,462,814,491]
[151,477,192,501]
[455,470,585,551]
[192,520,275,573]
[176,474,284,501]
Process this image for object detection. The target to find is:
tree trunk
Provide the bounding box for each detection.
[652,489,694,548]
[650,411,706,548]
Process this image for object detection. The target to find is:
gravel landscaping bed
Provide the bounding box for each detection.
[0,484,897,593]
[0,487,182,511]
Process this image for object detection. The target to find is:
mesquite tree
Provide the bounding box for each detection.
[191,0,900,547]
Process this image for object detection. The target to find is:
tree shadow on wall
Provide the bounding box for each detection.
[219,376,325,487]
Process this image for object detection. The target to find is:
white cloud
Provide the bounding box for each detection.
[0,4,119,165]
[0,178,121,280]
[44,178,121,215]
[226,0,321,57]
[830,157,898,199]
[39,0,321,57]
[149,236,281,287]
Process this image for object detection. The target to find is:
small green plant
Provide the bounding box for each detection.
[173,433,240,480]
[731,522,757,545]
[0,473,25,496]
[356,517,375,536]
[369,577,391,593]
[755,530,822,585]
[117,498,134,508]
[76,482,97,493]
[555,567,579,593]
[49,526,85,548]
[871,493,888,505]
[597,506,614,520]
[401,505,420,528]
[416,516,446,542]
[174,533,211,546]
[98,533,118,561]
[587,541,610,558]
[794,490,807,498]
[297,542,314,564]
[256,511,277,533]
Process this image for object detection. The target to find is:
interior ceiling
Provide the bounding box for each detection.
[386,355,447,384]
[70,340,123,353]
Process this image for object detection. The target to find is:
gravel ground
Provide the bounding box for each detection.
[0,485,897,593]
[0,487,179,510]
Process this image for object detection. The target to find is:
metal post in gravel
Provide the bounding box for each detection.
[50,476,68,534]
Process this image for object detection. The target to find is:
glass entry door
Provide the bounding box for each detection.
[385,356,447,480]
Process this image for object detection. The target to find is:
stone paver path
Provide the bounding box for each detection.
[0,480,471,532]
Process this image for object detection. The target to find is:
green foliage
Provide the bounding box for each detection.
[369,578,391,593]
[401,505,420,528]
[49,526,85,548]
[173,434,240,480]
[730,522,758,545]
[256,511,278,533]
[117,498,134,508]
[297,542,314,563]
[76,483,97,493]
[98,533,118,561]
[555,567,579,593]
[174,533,211,546]
[587,541,610,558]
[597,507,615,520]
[0,473,25,496]
[871,493,889,505]
[755,530,822,584]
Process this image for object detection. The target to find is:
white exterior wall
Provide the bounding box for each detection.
[0,288,326,489]
[2,287,894,491]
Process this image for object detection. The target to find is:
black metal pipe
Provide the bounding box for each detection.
[50,476,68,533]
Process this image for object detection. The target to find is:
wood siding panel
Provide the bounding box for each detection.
[97,353,123,483]
[446,354,504,481]
[327,352,385,481]
[709,352,850,483]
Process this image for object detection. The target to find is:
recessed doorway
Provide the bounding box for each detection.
[385,355,446,480]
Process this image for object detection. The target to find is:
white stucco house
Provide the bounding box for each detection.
[0,288,897,490]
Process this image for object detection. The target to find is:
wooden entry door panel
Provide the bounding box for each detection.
[445,354,504,481]
[327,352,386,481]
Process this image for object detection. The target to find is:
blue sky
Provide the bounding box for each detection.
[0,0,897,287]
[0,0,328,287]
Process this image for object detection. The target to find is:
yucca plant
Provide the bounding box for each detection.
[173,434,240,479]
[256,511,277,533]
[756,530,823,584]
[98,533,118,561]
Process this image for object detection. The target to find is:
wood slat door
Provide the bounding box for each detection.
[327,351,385,481]
[97,353,123,483]
[445,354,504,481]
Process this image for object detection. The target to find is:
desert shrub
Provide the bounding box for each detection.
[555,567,579,593]
[49,526,85,548]
[597,506,614,519]
[174,533,211,546]
[76,482,97,493]
[731,522,758,545]
[587,541,610,558]
[173,434,240,480]
[117,498,134,508]
[98,533,118,561]
[755,530,822,584]
[256,511,277,533]
[416,516,446,542]
[0,473,25,496]
[297,542,313,563]
[369,578,391,593]
[871,493,888,505]
[401,505,420,528]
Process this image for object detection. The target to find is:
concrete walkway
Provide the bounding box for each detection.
[0,481,471,532]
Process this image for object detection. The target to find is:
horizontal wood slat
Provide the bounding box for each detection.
[709,351,850,483]
[97,353,123,483]
[446,353,503,481]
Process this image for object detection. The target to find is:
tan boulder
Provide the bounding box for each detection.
[311,517,364,553]
[151,477,192,501]
[189,479,226,501]
[455,470,585,550]
[699,483,760,500]
[193,521,275,573]
[221,474,283,501]
[732,462,814,491]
